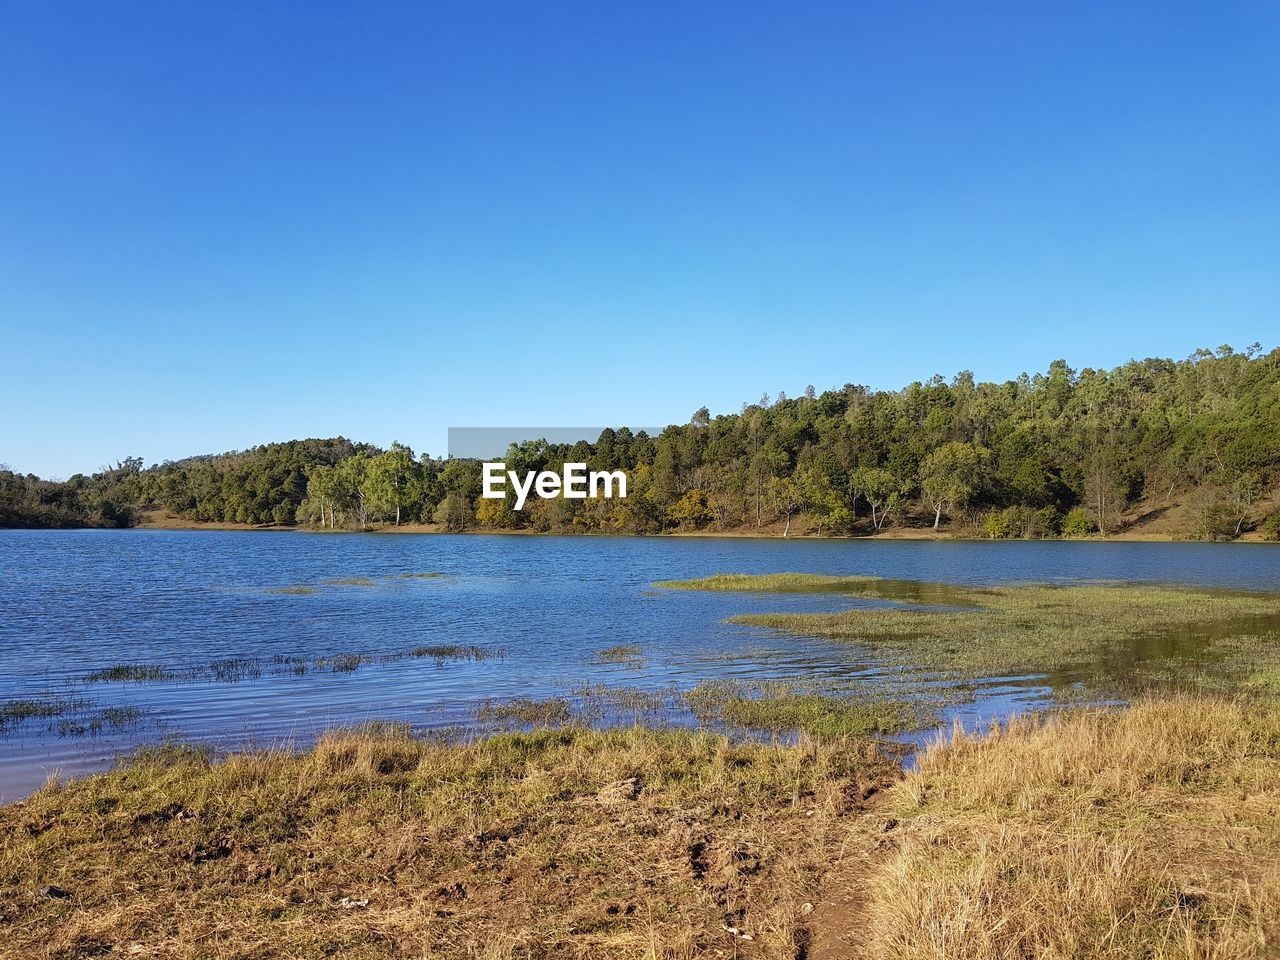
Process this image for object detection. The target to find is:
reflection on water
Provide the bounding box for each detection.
[1,530,1278,800]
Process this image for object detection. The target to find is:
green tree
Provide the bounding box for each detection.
[919,442,987,530]
[854,467,902,532]
[767,475,806,537]
[363,442,416,526]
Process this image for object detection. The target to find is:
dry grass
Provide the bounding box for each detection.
[0,726,897,960]
[4,697,1276,958]
[855,696,1280,959]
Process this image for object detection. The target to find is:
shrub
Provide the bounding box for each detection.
[983,510,1010,540]
[1003,506,1035,539]
[1260,509,1280,542]
[1061,507,1092,538]
[1030,506,1062,539]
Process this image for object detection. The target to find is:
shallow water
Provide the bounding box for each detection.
[1,530,1278,800]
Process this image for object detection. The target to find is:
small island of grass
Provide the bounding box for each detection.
[658,574,1280,691]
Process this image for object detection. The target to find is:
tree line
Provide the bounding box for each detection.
[3,345,1278,540]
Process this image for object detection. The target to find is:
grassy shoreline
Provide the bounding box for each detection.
[2,696,1277,959]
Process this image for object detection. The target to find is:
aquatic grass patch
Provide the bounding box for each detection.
[80,643,503,685]
[660,574,1280,689]
[686,680,926,737]
[570,683,677,724]
[1,696,146,739]
[0,695,91,731]
[56,706,145,737]
[309,645,501,674]
[857,696,1280,959]
[0,698,67,727]
[268,573,447,594]
[208,658,263,682]
[657,572,877,593]
[393,644,497,664]
[0,726,897,959]
[656,572,986,606]
[476,697,574,727]
[315,653,362,673]
[84,664,175,683]
[590,643,645,666]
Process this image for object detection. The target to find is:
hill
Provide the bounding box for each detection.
[3,345,1278,540]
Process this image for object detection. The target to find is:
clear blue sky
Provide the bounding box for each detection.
[2,2,1277,478]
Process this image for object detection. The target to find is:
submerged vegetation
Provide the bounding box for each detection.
[1,696,143,739]
[53,706,144,738]
[661,574,1280,690]
[267,572,447,594]
[5,346,1280,538]
[476,697,574,727]
[0,696,88,730]
[84,664,173,683]
[79,643,500,687]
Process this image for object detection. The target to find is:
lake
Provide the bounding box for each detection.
[2,529,1278,801]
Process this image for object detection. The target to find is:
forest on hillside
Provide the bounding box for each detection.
[3,345,1279,540]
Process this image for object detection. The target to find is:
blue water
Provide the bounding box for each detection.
[2,530,1278,800]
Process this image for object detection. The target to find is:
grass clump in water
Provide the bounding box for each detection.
[591,643,645,666]
[209,658,263,682]
[0,726,897,958]
[75,643,504,688]
[315,653,362,673]
[84,664,174,683]
[393,644,496,664]
[686,680,925,737]
[0,696,89,731]
[476,697,574,727]
[571,684,675,724]
[56,706,145,737]
[3,697,144,738]
[1,699,68,726]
